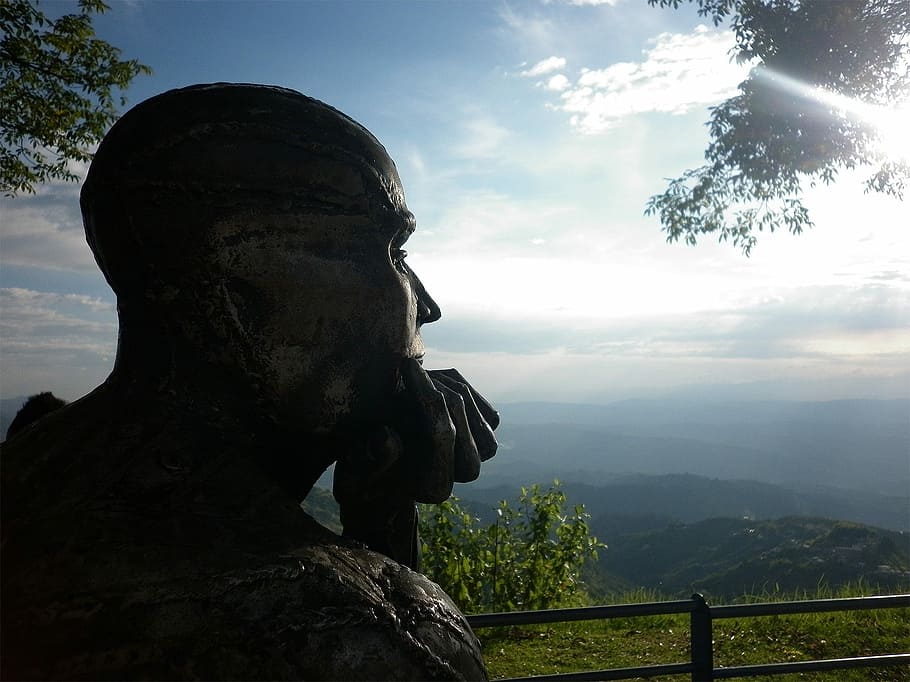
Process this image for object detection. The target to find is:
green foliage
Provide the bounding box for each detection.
[1,0,151,195]
[645,0,910,254]
[420,481,604,614]
[300,486,343,534]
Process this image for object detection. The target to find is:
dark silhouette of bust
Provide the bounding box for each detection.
[0,84,498,680]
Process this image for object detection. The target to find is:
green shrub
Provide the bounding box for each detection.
[420,481,604,614]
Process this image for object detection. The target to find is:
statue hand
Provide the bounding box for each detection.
[398,359,499,503]
[331,361,499,566]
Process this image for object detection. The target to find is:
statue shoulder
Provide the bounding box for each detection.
[200,545,486,680]
[2,542,486,680]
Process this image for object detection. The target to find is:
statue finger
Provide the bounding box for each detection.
[430,368,500,430]
[401,358,455,503]
[430,372,498,463]
[433,381,481,483]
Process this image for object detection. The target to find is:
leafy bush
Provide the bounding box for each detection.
[420,481,604,614]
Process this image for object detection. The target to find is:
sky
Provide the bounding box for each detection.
[1,0,909,408]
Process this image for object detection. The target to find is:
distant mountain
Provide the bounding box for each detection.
[301,487,343,534]
[458,473,907,532]
[591,516,910,600]
[483,399,909,497]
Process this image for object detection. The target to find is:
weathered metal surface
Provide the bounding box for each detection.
[1,84,497,680]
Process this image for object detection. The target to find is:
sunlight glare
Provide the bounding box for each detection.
[869,104,910,164]
[757,68,910,165]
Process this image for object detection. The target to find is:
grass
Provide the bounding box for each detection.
[475,585,909,681]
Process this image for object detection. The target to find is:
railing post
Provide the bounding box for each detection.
[690,593,713,681]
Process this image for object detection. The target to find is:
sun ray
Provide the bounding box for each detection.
[755,67,910,165]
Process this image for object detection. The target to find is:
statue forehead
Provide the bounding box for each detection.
[82,83,408,216]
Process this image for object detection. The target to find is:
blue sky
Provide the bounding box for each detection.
[1,0,908,406]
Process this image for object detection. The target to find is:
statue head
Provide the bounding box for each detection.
[80,84,441,433]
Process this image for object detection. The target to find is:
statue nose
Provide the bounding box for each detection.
[417,290,441,325]
[410,268,441,326]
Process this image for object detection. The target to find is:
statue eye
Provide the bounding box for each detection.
[390,222,412,271]
[392,248,408,269]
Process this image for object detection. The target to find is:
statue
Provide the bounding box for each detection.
[0,83,499,680]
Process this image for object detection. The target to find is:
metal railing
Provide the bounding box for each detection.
[466,593,910,681]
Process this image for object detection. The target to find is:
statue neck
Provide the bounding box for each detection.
[105,296,348,503]
[111,298,252,405]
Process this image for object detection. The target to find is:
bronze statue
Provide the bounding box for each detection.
[1,83,498,680]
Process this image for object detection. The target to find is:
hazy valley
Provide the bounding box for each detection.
[483,398,909,498]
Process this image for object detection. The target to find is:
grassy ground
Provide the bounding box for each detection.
[476,587,909,681]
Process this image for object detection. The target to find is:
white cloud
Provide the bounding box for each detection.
[0,287,117,399]
[426,347,910,404]
[498,6,555,50]
[408,189,586,264]
[420,276,910,403]
[542,0,620,5]
[405,147,427,178]
[428,283,910,358]
[0,183,97,273]
[520,55,567,77]
[453,115,512,160]
[527,25,750,134]
[1,288,113,315]
[404,174,910,404]
[545,74,570,91]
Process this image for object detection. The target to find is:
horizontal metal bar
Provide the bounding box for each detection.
[470,595,910,682]
[711,653,910,679]
[493,653,910,682]
[495,662,693,682]
[712,594,910,619]
[469,595,910,628]
[467,600,695,628]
